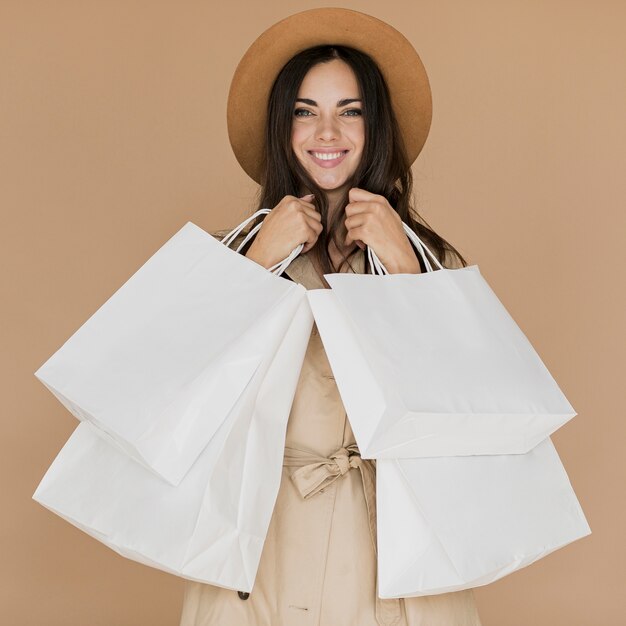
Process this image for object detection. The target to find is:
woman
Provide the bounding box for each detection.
[180,8,482,626]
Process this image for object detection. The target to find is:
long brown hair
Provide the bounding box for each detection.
[235,44,468,274]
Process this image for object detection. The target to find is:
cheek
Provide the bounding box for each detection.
[356,124,365,149]
[291,125,308,151]
[348,124,365,152]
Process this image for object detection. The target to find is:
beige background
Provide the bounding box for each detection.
[2,0,624,624]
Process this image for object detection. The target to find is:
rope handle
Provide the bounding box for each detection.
[219,209,303,277]
[367,222,445,275]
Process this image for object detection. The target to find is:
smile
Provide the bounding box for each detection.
[307,150,349,168]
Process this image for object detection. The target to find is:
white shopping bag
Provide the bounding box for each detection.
[308,224,575,458]
[376,437,591,598]
[33,295,314,592]
[34,211,304,485]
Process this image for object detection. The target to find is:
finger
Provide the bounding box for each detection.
[284,196,318,219]
[301,224,322,253]
[303,214,323,233]
[344,230,366,250]
[290,195,315,210]
[283,195,314,211]
[290,193,317,212]
[344,232,366,251]
[300,204,322,221]
[348,187,377,203]
[344,201,371,217]
[345,225,367,247]
[344,214,366,230]
[298,216,323,249]
[299,194,317,213]
[302,237,320,254]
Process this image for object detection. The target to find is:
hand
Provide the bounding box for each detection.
[344,188,421,274]
[245,194,323,269]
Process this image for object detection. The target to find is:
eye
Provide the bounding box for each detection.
[294,108,314,117]
[342,108,363,117]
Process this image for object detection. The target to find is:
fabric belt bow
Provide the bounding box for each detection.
[283,443,404,626]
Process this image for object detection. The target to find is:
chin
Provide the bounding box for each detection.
[309,174,352,193]
[316,181,348,192]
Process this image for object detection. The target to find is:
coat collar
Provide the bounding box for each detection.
[283,248,367,290]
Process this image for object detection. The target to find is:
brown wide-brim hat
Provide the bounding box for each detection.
[227,7,433,184]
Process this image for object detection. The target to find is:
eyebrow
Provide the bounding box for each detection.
[295,98,362,107]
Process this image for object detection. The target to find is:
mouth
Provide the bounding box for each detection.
[307,149,349,168]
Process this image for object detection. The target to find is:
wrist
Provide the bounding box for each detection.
[244,242,273,269]
[386,250,422,274]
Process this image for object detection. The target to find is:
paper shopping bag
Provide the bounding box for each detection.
[33,295,313,592]
[376,437,591,598]
[34,213,304,485]
[308,224,576,458]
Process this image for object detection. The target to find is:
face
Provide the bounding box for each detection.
[291,59,365,203]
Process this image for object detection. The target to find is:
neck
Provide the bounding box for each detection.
[324,188,345,222]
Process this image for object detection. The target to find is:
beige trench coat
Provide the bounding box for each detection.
[179,249,483,626]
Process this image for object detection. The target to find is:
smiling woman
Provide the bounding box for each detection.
[179,8,483,626]
[236,41,468,280]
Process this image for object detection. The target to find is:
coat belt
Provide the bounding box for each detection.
[283,444,404,626]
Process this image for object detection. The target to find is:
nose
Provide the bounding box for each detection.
[315,113,340,142]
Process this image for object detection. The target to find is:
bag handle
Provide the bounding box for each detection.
[367,222,445,275]
[219,209,303,277]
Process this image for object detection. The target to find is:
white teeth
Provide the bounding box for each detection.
[311,151,345,160]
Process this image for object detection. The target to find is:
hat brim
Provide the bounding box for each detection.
[227,7,433,184]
